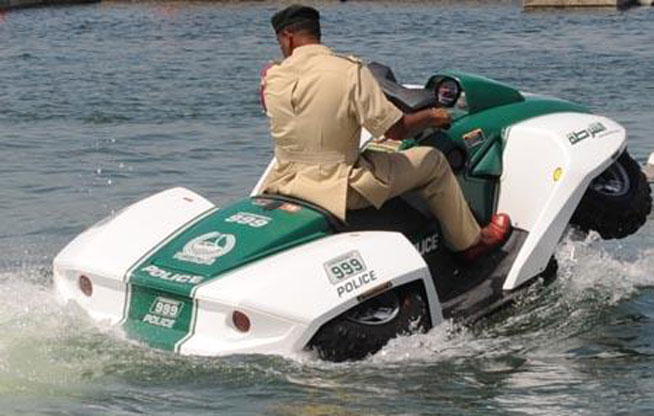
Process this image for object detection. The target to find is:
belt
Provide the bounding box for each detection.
[275,147,359,165]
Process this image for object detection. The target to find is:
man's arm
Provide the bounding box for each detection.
[384,107,451,141]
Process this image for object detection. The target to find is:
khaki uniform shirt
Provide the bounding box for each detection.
[261,44,403,220]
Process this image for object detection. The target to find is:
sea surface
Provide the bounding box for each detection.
[1,1,654,414]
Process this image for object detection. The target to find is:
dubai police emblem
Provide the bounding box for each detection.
[174,232,236,265]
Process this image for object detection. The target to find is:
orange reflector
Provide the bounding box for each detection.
[79,275,93,297]
[232,311,251,332]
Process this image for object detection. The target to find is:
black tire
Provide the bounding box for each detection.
[308,282,431,362]
[571,150,652,239]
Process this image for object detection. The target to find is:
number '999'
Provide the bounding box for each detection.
[324,251,367,284]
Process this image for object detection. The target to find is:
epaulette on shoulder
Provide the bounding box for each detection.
[332,53,363,66]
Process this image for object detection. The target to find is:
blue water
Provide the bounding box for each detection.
[1,2,653,414]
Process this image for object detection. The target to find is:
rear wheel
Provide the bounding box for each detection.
[571,150,652,239]
[308,282,431,362]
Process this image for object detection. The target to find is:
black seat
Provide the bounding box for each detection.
[368,62,437,113]
[343,195,432,238]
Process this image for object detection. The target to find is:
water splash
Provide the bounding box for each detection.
[323,225,654,368]
[0,270,89,396]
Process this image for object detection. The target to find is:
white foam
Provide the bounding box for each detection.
[556,229,654,304]
[0,267,134,395]
[344,224,654,366]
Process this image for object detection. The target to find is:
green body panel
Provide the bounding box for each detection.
[420,73,590,224]
[130,198,330,297]
[473,140,503,177]
[448,95,589,154]
[427,71,525,114]
[457,176,499,226]
[123,197,331,349]
[449,95,589,223]
[123,285,196,352]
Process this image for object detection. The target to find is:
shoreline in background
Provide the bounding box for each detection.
[1,0,652,12]
[524,0,652,7]
[1,0,98,11]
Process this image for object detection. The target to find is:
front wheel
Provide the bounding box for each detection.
[308,282,431,362]
[570,150,652,239]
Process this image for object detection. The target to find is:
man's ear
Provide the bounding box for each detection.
[281,29,294,42]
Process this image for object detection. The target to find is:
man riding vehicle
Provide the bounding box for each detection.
[259,4,511,262]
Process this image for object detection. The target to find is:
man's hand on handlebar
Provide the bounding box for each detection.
[384,107,452,141]
[430,107,452,130]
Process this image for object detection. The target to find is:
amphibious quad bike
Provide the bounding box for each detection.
[53,63,651,361]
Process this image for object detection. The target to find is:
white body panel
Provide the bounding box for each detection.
[498,112,625,289]
[181,232,442,356]
[53,186,441,357]
[53,188,215,323]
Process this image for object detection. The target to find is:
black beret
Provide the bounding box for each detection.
[271,5,320,33]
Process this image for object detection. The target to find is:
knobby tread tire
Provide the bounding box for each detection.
[308,282,431,362]
[571,150,652,239]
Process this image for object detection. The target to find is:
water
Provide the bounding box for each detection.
[1,1,653,414]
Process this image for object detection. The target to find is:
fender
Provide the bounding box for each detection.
[178,231,443,356]
[498,112,626,289]
[53,188,215,323]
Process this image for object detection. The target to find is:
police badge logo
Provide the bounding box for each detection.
[173,232,236,265]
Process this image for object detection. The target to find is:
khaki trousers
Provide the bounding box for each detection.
[347,146,480,251]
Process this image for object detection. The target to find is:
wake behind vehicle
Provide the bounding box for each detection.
[53,63,652,361]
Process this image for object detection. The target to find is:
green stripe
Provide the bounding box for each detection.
[174,299,199,353]
[121,207,219,284]
[121,197,331,352]
[131,198,330,297]
[119,208,217,345]
[122,285,195,351]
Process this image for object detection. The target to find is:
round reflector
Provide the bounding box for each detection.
[79,275,93,297]
[232,311,251,332]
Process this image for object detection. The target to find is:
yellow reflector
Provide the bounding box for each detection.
[553,167,563,182]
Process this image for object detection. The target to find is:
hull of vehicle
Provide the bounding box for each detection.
[54,188,442,356]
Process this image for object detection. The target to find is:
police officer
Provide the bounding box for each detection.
[260,5,510,261]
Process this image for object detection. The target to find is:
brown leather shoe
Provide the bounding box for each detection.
[460,213,512,262]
